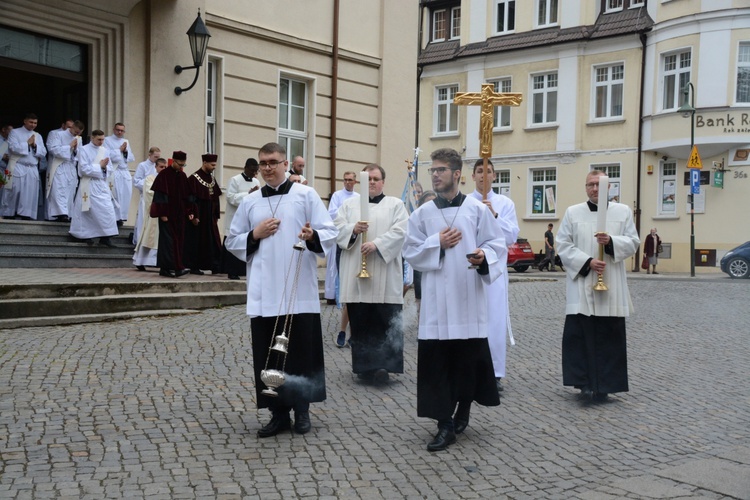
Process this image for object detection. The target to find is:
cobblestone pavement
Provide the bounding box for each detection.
[1,275,748,499]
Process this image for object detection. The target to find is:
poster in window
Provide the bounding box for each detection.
[545,186,556,211]
[608,181,620,203]
[533,186,543,213]
[729,147,750,167]
[661,180,676,212]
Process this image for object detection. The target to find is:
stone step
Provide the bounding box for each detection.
[0,251,135,268]
[0,280,245,300]
[0,309,203,330]
[0,290,247,320]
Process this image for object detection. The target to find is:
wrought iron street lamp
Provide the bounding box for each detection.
[677,82,696,277]
[174,11,211,96]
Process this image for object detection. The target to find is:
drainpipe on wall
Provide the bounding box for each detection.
[329,0,340,199]
[415,4,425,182]
[633,31,649,271]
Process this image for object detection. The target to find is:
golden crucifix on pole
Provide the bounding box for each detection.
[454,83,523,198]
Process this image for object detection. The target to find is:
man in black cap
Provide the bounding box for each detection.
[184,153,223,275]
[151,151,191,277]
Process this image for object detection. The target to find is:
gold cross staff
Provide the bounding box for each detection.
[454,83,523,198]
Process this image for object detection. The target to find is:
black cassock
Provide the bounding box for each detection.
[184,169,222,272]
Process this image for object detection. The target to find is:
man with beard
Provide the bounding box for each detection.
[557,170,639,402]
[184,154,222,275]
[226,142,336,438]
[150,151,190,278]
[469,159,519,392]
[403,148,505,452]
[334,164,408,384]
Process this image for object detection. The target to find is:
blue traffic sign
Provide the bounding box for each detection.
[690,169,700,194]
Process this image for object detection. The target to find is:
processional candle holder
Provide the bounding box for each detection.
[357,224,371,279]
[593,233,608,292]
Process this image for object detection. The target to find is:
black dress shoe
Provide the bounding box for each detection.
[427,428,456,452]
[592,392,609,403]
[453,404,471,435]
[257,414,291,438]
[228,274,240,280]
[136,265,146,271]
[99,237,115,247]
[372,369,389,384]
[294,412,311,434]
[189,269,205,275]
[159,269,177,278]
[176,269,189,277]
[579,387,593,400]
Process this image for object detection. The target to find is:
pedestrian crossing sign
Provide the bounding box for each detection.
[687,145,703,169]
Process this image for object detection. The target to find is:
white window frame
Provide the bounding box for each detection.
[736,41,750,104]
[434,84,459,135]
[661,49,692,112]
[591,164,622,203]
[593,63,624,120]
[529,167,557,216]
[206,58,217,156]
[494,0,516,35]
[278,75,309,163]
[490,78,513,129]
[530,72,558,125]
[450,7,461,40]
[659,160,677,215]
[606,0,624,13]
[495,168,511,196]
[432,9,447,42]
[535,0,558,28]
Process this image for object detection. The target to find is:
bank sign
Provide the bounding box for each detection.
[695,112,750,133]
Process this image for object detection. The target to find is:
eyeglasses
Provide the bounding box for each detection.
[343,178,356,182]
[259,160,284,168]
[585,182,600,189]
[428,167,452,175]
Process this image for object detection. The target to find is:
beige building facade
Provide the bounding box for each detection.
[418,0,750,273]
[2,0,418,227]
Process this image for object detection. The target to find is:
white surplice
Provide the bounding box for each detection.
[2,126,46,218]
[557,202,640,317]
[133,174,159,266]
[45,130,79,218]
[132,159,157,244]
[69,143,118,240]
[469,189,520,377]
[224,173,260,232]
[104,135,134,220]
[335,195,408,305]
[403,194,507,340]
[325,188,359,299]
[226,182,337,318]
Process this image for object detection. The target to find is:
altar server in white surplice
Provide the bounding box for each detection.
[468,159,519,392]
[132,147,161,244]
[133,157,167,269]
[222,158,260,279]
[403,148,506,453]
[69,129,119,246]
[226,142,336,439]
[335,164,408,384]
[557,169,639,403]
[2,113,47,219]
[324,171,359,302]
[46,120,85,222]
[104,122,135,223]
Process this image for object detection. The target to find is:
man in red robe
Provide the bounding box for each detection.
[150,151,190,278]
[184,153,223,275]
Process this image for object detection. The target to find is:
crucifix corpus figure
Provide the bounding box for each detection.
[454,83,522,198]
